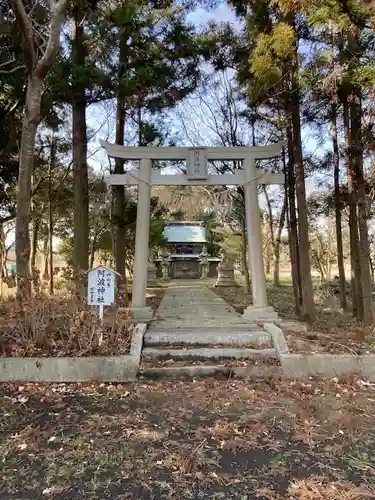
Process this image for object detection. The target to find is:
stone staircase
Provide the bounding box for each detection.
[139,325,281,379]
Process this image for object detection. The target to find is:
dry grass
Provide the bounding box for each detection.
[287,479,375,499]
[0,293,133,357]
[0,283,166,357]
[213,281,375,354]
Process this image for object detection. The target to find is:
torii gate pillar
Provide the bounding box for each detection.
[131,158,153,322]
[243,158,278,322]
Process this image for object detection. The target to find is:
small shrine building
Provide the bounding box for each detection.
[156,221,220,279]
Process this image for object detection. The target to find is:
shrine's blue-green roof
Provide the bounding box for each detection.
[164,222,206,243]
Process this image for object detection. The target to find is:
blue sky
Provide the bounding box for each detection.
[86,2,326,201]
[87,4,241,172]
[187,4,239,26]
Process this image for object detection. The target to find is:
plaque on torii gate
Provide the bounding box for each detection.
[187,148,208,180]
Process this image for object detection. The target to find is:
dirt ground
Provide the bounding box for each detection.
[1,377,375,499]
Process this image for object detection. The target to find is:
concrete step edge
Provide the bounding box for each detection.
[142,347,277,361]
[148,326,262,332]
[139,365,281,379]
[144,332,271,347]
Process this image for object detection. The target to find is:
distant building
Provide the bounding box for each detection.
[160,221,220,279]
[4,242,66,277]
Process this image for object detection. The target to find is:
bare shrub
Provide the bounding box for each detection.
[0,290,133,357]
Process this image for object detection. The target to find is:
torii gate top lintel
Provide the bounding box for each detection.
[100,139,285,161]
[101,140,286,186]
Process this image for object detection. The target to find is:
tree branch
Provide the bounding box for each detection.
[36,0,70,79]
[0,57,16,69]
[12,0,36,71]
[31,175,48,196]
[0,64,26,75]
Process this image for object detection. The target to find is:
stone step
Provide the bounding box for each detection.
[142,347,277,361]
[144,329,272,346]
[140,365,281,380]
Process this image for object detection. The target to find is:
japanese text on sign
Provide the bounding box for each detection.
[187,148,208,180]
[87,266,115,306]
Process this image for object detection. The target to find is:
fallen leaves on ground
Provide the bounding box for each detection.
[2,376,375,499]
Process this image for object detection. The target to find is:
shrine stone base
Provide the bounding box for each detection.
[147,263,158,286]
[214,261,238,287]
[243,305,278,322]
[131,306,153,323]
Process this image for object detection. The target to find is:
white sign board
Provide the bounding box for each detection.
[87,267,115,321]
[187,148,208,180]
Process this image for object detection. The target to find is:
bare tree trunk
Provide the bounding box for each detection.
[237,187,250,292]
[0,224,4,295]
[15,75,43,296]
[30,218,40,271]
[332,101,347,310]
[48,138,55,295]
[265,245,271,276]
[72,15,89,281]
[89,234,97,269]
[43,235,49,279]
[289,40,315,321]
[274,195,286,287]
[263,185,275,278]
[48,219,53,294]
[113,30,129,306]
[285,126,302,316]
[343,100,362,318]
[350,84,373,324]
[240,213,251,293]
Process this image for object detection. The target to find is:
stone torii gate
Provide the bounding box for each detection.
[101,140,284,322]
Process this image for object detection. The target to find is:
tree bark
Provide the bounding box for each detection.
[263,185,275,278]
[274,195,286,287]
[89,234,96,269]
[289,36,316,322]
[72,14,89,281]
[113,29,129,305]
[332,101,347,310]
[343,99,362,318]
[43,235,49,279]
[370,255,374,282]
[236,187,251,292]
[113,100,126,275]
[48,137,55,295]
[350,84,373,324]
[30,217,40,271]
[285,123,302,316]
[0,225,4,296]
[240,211,251,293]
[15,75,43,296]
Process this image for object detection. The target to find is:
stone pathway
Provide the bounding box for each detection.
[150,281,249,329]
[141,282,280,379]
